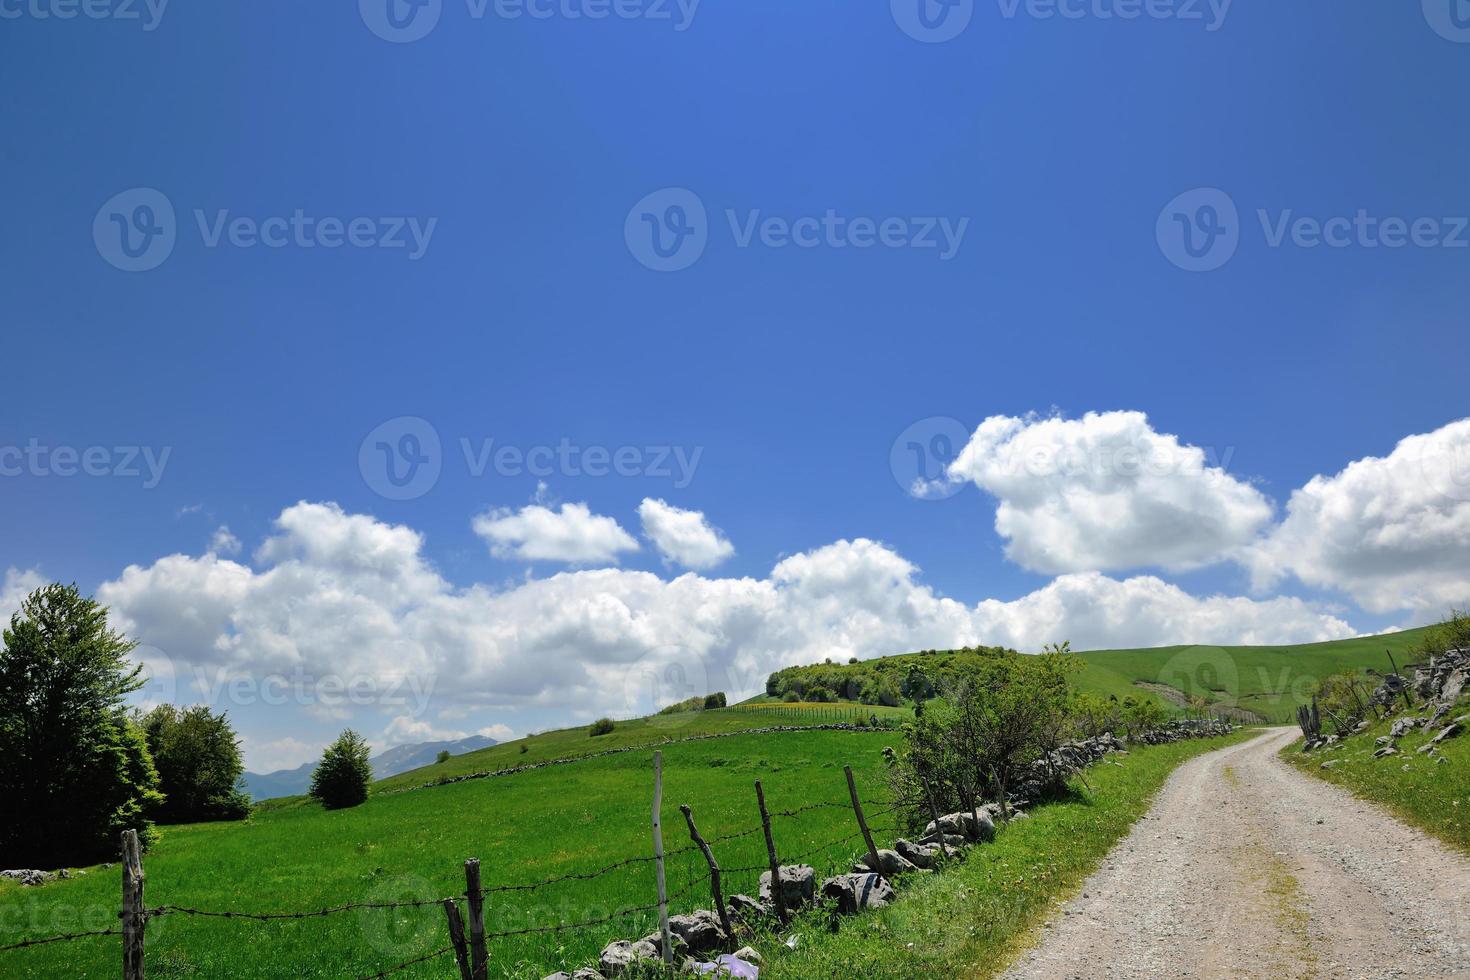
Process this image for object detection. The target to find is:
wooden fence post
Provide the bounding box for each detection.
[680,804,734,940]
[920,775,949,863]
[754,780,787,924]
[121,829,145,980]
[464,859,487,980]
[442,899,472,980]
[844,766,883,879]
[1387,650,1414,709]
[652,752,673,966]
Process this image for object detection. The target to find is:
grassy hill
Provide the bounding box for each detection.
[762,627,1437,725]
[1072,626,1436,722]
[0,711,901,978]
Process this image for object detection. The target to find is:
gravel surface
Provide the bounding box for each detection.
[1001,727,1470,979]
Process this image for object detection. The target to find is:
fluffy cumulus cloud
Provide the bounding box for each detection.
[1246,419,1470,615]
[638,498,735,570]
[1,567,46,624]
[209,526,242,556]
[97,503,1351,732]
[945,411,1273,574]
[472,501,639,565]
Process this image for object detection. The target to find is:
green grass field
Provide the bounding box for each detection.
[750,729,1256,978]
[0,723,902,979]
[1073,626,1435,723]
[1282,697,1470,853]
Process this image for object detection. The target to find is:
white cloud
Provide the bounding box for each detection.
[1246,418,1470,615]
[209,526,242,556]
[1,567,45,625]
[638,498,734,569]
[239,735,317,773]
[478,723,515,742]
[969,572,1351,649]
[98,504,1352,733]
[472,502,639,565]
[945,411,1273,574]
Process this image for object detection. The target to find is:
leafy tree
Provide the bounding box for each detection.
[309,730,372,809]
[1069,692,1120,740]
[589,717,616,737]
[0,583,163,867]
[436,749,451,764]
[140,705,250,822]
[702,692,727,709]
[1119,696,1167,740]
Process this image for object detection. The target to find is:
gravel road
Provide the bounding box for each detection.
[1000,727,1470,979]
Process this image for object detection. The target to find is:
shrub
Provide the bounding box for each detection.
[782,691,800,703]
[310,730,372,810]
[519,743,528,754]
[436,750,451,764]
[891,648,1077,822]
[703,692,727,709]
[589,718,616,737]
[0,583,163,867]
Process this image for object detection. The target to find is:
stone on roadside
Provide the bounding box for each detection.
[894,838,944,869]
[758,864,816,910]
[599,940,657,976]
[852,848,918,876]
[667,910,726,954]
[820,872,895,916]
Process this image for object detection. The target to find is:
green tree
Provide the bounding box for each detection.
[140,704,250,822]
[0,583,163,867]
[435,749,451,764]
[309,730,372,809]
[589,717,616,736]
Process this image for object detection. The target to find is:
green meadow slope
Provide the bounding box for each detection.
[0,714,900,979]
[1073,626,1435,723]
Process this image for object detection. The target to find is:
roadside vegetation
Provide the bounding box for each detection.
[1283,612,1470,852]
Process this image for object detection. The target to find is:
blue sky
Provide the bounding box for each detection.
[3,1,1469,772]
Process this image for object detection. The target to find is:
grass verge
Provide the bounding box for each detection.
[747,729,1256,979]
[1281,699,1470,853]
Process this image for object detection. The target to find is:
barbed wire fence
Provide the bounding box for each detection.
[0,752,903,980]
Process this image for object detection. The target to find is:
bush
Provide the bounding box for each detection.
[703,692,727,709]
[782,691,800,703]
[589,718,616,737]
[519,743,528,754]
[1119,696,1167,740]
[436,750,451,764]
[891,648,1076,822]
[310,730,372,810]
[140,705,250,823]
[0,583,163,868]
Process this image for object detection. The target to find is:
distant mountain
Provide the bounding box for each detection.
[242,734,497,801]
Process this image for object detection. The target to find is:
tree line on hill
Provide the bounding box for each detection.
[764,645,1020,706]
[0,582,376,870]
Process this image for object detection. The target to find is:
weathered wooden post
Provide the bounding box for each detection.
[920,775,949,863]
[844,766,883,879]
[442,899,472,980]
[464,859,487,980]
[753,780,787,924]
[652,752,673,965]
[1387,650,1414,709]
[680,804,734,940]
[121,829,145,980]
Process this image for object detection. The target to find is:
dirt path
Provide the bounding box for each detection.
[1000,728,1470,980]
